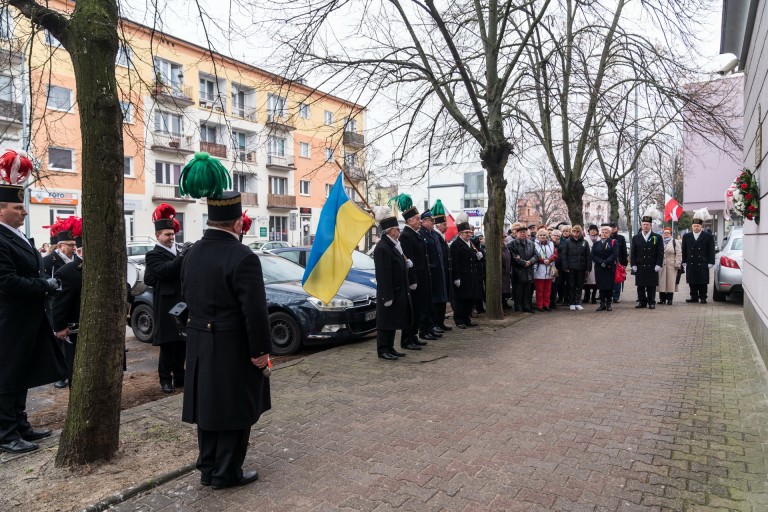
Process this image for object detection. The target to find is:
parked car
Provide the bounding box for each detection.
[270,247,377,290]
[127,253,377,355]
[247,241,291,251]
[713,227,743,301]
[127,241,155,257]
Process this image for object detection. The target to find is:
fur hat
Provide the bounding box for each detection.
[374,205,398,231]
[152,203,179,232]
[0,149,33,203]
[691,207,712,225]
[455,211,471,233]
[641,205,661,224]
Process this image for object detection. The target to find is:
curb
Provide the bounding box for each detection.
[79,463,196,512]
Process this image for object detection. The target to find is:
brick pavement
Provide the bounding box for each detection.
[108,296,768,511]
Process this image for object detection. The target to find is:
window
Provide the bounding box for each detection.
[345,118,357,132]
[200,123,217,143]
[324,147,334,162]
[268,136,286,156]
[232,172,248,192]
[0,75,13,102]
[344,186,357,201]
[269,216,288,241]
[325,183,332,198]
[345,153,358,168]
[324,110,334,125]
[175,212,185,243]
[153,58,184,92]
[199,77,218,102]
[123,156,134,177]
[464,171,484,194]
[279,250,301,264]
[116,44,132,67]
[47,85,72,111]
[269,176,288,195]
[299,142,310,158]
[464,198,484,208]
[0,9,12,40]
[45,30,62,48]
[155,161,182,185]
[120,101,134,123]
[299,180,310,195]
[232,89,245,116]
[267,94,286,118]
[298,103,309,119]
[154,111,183,135]
[50,208,75,225]
[48,147,74,171]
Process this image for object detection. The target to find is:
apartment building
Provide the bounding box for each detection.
[2,1,366,246]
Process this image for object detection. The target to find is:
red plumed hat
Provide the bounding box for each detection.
[152,203,178,232]
[0,149,33,203]
[42,217,64,244]
[241,210,252,234]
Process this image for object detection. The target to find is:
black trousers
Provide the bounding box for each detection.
[566,271,586,305]
[158,340,186,386]
[637,286,657,304]
[433,302,447,327]
[63,333,78,382]
[599,289,613,305]
[0,390,30,443]
[453,298,474,325]
[689,284,708,300]
[377,330,396,354]
[514,281,532,311]
[197,427,250,486]
[659,292,675,302]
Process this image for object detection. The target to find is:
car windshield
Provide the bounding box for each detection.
[731,237,743,250]
[249,242,264,250]
[127,245,153,257]
[351,250,376,270]
[259,254,305,284]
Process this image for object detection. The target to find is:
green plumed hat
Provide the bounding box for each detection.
[431,199,447,224]
[388,193,419,221]
[179,153,241,221]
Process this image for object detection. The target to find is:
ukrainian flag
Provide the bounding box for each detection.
[302,173,374,303]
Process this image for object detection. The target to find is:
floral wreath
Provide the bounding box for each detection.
[731,168,760,224]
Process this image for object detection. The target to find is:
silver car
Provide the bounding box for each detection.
[713,228,743,301]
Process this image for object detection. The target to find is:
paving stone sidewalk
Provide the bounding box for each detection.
[109,297,768,512]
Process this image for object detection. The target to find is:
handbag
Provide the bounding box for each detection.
[614,262,626,284]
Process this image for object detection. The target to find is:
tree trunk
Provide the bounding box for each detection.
[481,142,511,320]
[55,0,126,466]
[562,180,585,226]
[606,178,621,223]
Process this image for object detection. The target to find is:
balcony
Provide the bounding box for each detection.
[0,99,23,125]
[266,113,295,131]
[241,192,258,206]
[152,184,194,203]
[343,131,365,148]
[267,193,297,209]
[151,83,194,107]
[344,164,365,181]
[266,153,295,171]
[200,141,228,158]
[150,132,195,154]
[233,105,257,121]
[199,93,227,113]
[237,150,257,163]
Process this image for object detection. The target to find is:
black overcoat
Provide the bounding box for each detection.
[630,231,664,287]
[52,260,82,331]
[373,236,411,330]
[450,238,483,299]
[435,230,453,302]
[0,225,66,393]
[509,238,537,283]
[501,244,512,295]
[560,237,592,272]
[181,229,272,431]
[611,233,629,266]
[421,227,450,303]
[42,251,80,278]
[399,225,432,307]
[591,238,619,290]
[144,246,185,345]
[681,231,716,285]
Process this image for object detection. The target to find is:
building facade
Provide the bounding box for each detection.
[1,2,366,247]
[517,191,610,228]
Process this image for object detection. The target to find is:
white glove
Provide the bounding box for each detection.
[405,259,413,268]
[631,266,637,272]
[384,300,393,307]
[683,263,687,270]
[476,252,483,260]
[654,265,661,272]
[453,279,461,287]
[708,264,713,269]
[409,283,417,290]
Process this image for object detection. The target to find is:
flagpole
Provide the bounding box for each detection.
[336,160,373,213]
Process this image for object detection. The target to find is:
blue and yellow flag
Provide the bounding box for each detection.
[302,173,374,303]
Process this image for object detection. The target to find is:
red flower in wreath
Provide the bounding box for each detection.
[747,214,754,220]
[745,193,754,200]
[748,205,757,212]
[741,182,749,190]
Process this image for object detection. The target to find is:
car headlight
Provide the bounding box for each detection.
[307,297,354,311]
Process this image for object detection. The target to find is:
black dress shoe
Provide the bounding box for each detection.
[402,343,422,350]
[432,326,445,334]
[161,384,174,393]
[439,324,453,331]
[419,333,437,341]
[212,470,259,490]
[429,329,443,338]
[685,298,698,303]
[606,304,612,311]
[378,352,398,360]
[390,349,406,357]
[596,305,606,311]
[54,380,68,389]
[455,324,467,329]
[635,303,647,309]
[201,474,212,486]
[648,303,656,309]
[0,438,39,454]
[19,428,51,442]
[413,340,429,346]
[466,322,478,327]
[700,299,707,304]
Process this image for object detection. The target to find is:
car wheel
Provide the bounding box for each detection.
[712,288,727,302]
[269,311,303,355]
[130,304,155,343]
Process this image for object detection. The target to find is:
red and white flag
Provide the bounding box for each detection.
[444,210,458,242]
[664,194,683,222]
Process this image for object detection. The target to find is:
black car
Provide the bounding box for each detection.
[127,253,377,355]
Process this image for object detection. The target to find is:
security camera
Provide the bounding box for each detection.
[715,53,739,75]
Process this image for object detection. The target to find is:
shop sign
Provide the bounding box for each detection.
[30,190,79,206]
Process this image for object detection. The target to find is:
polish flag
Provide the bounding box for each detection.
[444,209,458,242]
[664,194,683,222]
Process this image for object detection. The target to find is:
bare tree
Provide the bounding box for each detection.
[519,161,568,226]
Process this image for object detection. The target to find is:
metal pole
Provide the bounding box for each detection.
[21,40,31,238]
[632,86,639,236]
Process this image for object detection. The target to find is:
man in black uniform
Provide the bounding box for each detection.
[179,153,271,490]
[429,200,453,332]
[419,210,448,336]
[682,208,716,303]
[51,234,84,389]
[450,214,483,328]
[630,207,664,309]
[0,150,66,454]
[609,222,628,303]
[42,226,80,278]
[143,204,188,393]
[372,206,410,360]
[394,194,434,348]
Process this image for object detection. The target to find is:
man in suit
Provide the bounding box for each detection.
[43,228,80,278]
[51,238,84,389]
[609,222,628,303]
[0,167,66,454]
[419,211,449,336]
[682,210,716,303]
[372,206,410,360]
[143,204,188,393]
[430,204,453,332]
[450,219,483,328]
[630,211,664,309]
[180,170,271,489]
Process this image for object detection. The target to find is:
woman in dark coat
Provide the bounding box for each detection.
[501,238,512,309]
[591,225,619,311]
[560,225,592,310]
